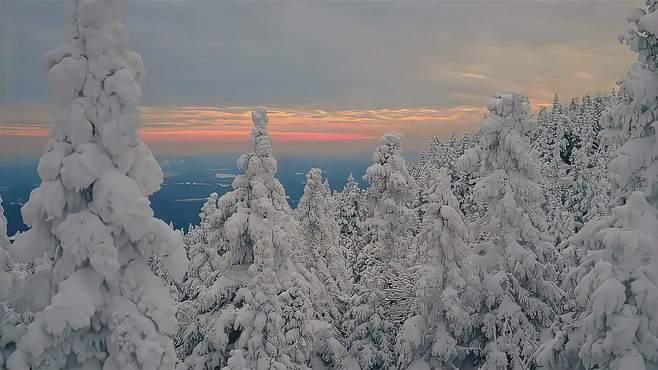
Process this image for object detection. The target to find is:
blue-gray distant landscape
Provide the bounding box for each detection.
[0,153,391,235]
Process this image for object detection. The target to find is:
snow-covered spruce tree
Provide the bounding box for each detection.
[532,94,574,170]
[181,192,221,300]
[295,168,351,297]
[4,1,188,368]
[146,230,187,302]
[530,92,620,240]
[395,167,474,369]
[456,92,564,369]
[599,5,658,208]
[573,195,658,370]
[531,95,579,244]
[558,94,619,230]
[363,132,419,313]
[173,195,223,358]
[413,133,482,223]
[355,132,418,282]
[335,173,367,281]
[179,110,343,370]
[446,133,484,223]
[342,133,417,370]
[173,202,222,355]
[538,6,658,369]
[0,196,23,368]
[0,251,23,369]
[0,196,9,249]
[536,193,658,370]
[573,94,619,222]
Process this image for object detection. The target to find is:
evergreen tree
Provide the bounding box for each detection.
[414,133,481,223]
[0,197,25,368]
[537,193,658,370]
[342,133,417,369]
[178,110,342,370]
[182,192,222,300]
[457,92,564,369]
[5,1,188,368]
[295,168,351,297]
[357,132,418,282]
[531,94,580,243]
[600,5,658,208]
[0,254,24,369]
[538,5,658,369]
[335,173,367,281]
[395,168,474,369]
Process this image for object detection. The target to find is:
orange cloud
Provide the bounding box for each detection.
[0,105,485,153]
[0,124,50,137]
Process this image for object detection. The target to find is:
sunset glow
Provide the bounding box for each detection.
[0,104,504,155]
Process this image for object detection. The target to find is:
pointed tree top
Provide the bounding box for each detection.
[306,167,323,185]
[488,92,530,116]
[484,92,534,136]
[252,108,269,131]
[382,132,403,147]
[373,132,403,164]
[251,109,272,156]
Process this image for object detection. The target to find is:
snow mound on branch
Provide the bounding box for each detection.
[4,1,188,368]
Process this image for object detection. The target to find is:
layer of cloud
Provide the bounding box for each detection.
[0,104,486,155]
[2,0,638,109]
[0,0,641,157]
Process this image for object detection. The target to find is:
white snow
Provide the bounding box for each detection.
[4,1,658,370]
[2,1,188,368]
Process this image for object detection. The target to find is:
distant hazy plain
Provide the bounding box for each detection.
[0,153,411,236]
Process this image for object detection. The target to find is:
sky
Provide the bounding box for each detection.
[0,0,641,157]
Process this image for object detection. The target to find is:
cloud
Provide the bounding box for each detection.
[0,104,485,155]
[0,0,642,156]
[2,0,638,109]
[215,172,236,179]
[459,73,489,80]
[573,71,595,80]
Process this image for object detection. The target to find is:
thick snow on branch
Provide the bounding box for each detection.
[295,168,351,304]
[395,167,474,369]
[178,111,343,369]
[601,2,658,208]
[457,92,564,369]
[540,7,658,368]
[342,133,418,368]
[3,1,188,369]
[541,192,658,370]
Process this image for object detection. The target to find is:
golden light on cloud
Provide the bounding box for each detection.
[0,104,487,155]
[459,72,489,80]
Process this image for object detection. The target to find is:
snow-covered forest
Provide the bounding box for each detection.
[1,0,657,369]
